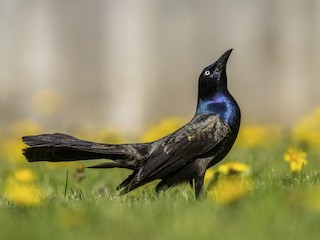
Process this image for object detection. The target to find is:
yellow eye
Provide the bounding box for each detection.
[204,70,211,76]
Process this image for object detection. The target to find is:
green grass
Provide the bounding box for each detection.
[1,144,320,240]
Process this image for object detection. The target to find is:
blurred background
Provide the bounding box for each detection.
[1,0,320,137]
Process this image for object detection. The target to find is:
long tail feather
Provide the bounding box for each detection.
[22,133,131,164]
[22,133,151,194]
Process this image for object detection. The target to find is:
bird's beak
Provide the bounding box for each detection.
[215,49,233,71]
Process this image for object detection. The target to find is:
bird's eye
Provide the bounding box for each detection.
[204,70,211,76]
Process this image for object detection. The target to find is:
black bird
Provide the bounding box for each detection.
[22,49,240,199]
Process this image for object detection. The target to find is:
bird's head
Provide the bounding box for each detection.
[198,49,233,98]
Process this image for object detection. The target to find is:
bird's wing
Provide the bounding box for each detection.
[135,114,231,183]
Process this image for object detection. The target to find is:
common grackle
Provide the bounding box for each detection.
[22,49,241,199]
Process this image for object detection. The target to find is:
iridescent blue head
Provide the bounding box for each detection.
[196,49,240,128]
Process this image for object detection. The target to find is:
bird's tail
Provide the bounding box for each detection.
[22,133,138,169]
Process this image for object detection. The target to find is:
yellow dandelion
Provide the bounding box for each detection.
[5,184,42,206]
[204,169,215,183]
[2,139,27,162]
[217,161,250,176]
[292,107,320,149]
[207,176,252,204]
[4,169,42,206]
[5,120,41,162]
[207,162,252,204]
[141,117,185,142]
[284,148,307,173]
[236,124,281,148]
[12,168,35,182]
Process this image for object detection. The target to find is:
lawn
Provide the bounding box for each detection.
[1,113,320,240]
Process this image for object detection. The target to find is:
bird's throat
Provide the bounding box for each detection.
[196,92,239,127]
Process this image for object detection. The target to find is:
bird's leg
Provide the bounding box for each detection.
[194,174,205,200]
[155,180,170,193]
[189,179,194,188]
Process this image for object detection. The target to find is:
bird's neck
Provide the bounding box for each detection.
[196,91,240,126]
